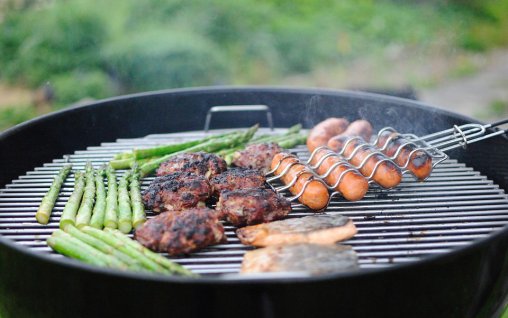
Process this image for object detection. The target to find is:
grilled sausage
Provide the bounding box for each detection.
[307,118,349,153]
[271,152,329,211]
[310,148,369,201]
[341,138,402,188]
[328,119,373,152]
[376,129,433,180]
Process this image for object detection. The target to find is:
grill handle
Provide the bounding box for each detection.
[204,105,274,132]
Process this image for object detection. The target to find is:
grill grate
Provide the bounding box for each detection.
[1,128,508,276]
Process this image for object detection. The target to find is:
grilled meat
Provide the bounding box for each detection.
[210,167,266,196]
[232,142,283,173]
[142,171,212,212]
[216,188,291,227]
[156,152,227,179]
[134,207,226,256]
[241,243,358,275]
[236,214,357,247]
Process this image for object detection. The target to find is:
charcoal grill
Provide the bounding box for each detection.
[0,87,507,318]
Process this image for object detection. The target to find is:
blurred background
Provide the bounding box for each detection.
[0,0,507,131]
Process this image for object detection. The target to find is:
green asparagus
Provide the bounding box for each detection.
[109,158,135,170]
[35,164,72,224]
[110,130,244,169]
[140,124,258,176]
[130,166,146,229]
[75,162,96,229]
[89,169,106,229]
[277,133,308,149]
[104,166,118,229]
[104,228,197,277]
[249,123,302,143]
[80,226,168,273]
[64,225,145,271]
[48,230,128,269]
[117,170,132,233]
[60,171,86,229]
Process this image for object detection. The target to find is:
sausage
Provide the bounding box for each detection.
[271,153,329,211]
[307,118,349,153]
[376,130,433,181]
[341,138,402,189]
[309,148,369,201]
[328,119,373,152]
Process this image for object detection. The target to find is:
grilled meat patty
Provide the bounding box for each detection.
[216,188,291,227]
[142,171,212,212]
[156,152,227,178]
[236,214,357,247]
[232,142,283,173]
[134,207,226,256]
[210,167,266,196]
[241,243,358,275]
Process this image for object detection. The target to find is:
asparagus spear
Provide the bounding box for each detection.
[130,166,146,229]
[104,228,197,277]
[35,164,72,224]
[109,158,134,170]
[64,225,145,271]
[104,166,118,229]
[80,226,168,273]
[277,133,308,149]
[89,168,106,229]
[110,130,244,169]
[60,171,86,229]
[75,162,96,229]
[140,124,258,176]
[48,230,128,269]
[132,139,204,160]
[118,170,132,233]
[113,152,134,160]
[249,123,302,143]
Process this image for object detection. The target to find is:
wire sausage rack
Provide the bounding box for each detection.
[267,119,508,209]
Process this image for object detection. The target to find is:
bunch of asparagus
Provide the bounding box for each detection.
[48,225,196,277]
[109,124,307,176]
[59,162,145,233]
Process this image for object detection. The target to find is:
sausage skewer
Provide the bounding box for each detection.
[269,153,329,211]
[327,119,373,152]
[308,147,369,201]
[374,128,433,180]
[307,118,349,153]
[339,137,402,189]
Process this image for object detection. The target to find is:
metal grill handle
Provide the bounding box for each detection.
[204,105,274,132]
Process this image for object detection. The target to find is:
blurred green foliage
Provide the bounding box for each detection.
[0,105,35,131]
[0,0,507,113]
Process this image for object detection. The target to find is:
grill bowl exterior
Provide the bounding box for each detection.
[1,87,507,318]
